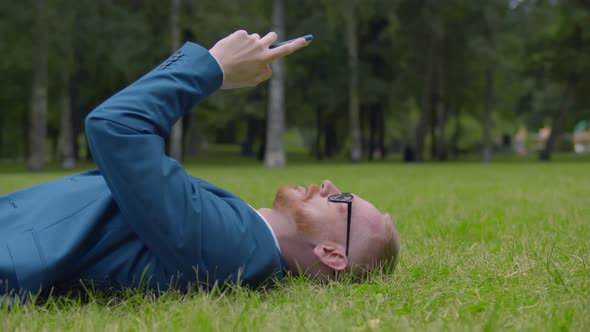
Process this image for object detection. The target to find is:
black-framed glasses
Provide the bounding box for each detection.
[328,192,354,257]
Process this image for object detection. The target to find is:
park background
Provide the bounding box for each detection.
[1,0,590,331]
[1,0,590,169]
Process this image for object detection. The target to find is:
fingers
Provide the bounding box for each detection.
[236,30,304,62]
[260,32,279,47]
[248,31,305,62]
[267,37,307,61]
[231,30,248,39]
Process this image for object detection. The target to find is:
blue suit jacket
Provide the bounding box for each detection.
[0,42,285,295]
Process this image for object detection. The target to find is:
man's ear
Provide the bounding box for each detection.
[313,244,348,271]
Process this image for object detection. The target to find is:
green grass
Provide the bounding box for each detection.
[2,161,590,331]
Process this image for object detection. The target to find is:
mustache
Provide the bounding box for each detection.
[303,184,320,201]
[273,183,320,209]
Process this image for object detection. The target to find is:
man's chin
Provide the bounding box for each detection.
[273,185,302,210]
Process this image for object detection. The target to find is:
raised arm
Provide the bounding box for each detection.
[85,31,306,276]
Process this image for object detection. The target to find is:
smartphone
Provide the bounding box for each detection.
[270,34,313,49]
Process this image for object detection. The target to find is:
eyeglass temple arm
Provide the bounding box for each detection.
[345,203,352,257]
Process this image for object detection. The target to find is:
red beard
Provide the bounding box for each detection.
[273,184,320,234]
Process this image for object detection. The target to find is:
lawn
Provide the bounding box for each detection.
[1,161,589,331]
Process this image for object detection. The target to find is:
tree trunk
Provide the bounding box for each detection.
[346,0,362,161]
[414,52,434,162]
[169,0,183,161]
[368,104,376,160]
[28,0,48,172]
[60,76,76,169]
[378,107,386,158]
[264,0,287,168]
[481,67,494,162]
[241,115,257,157]
[430,105,437,160]
[315,108,323,160]
[181,29,200,159]
[0,113,3,158]
[539,78,576,161]
[257,116,267,161]
[22,114,29,160]
[325,125,337,157]
[367,104,385,160]
[436,58,447,161]
[451,102,461,158]
[183,112,200,158]
[70,67,84,162]
[51,131,59,163]
[59,20,76,170]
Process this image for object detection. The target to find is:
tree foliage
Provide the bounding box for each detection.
[0,0,588,167]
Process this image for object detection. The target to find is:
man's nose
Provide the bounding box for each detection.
[320,179,340,196]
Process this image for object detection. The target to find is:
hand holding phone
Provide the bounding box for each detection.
[210,31,312,89]
[270,34,313,49]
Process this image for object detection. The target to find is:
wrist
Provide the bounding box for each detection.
[208,51,226,86]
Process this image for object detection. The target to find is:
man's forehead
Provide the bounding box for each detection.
[352,194,382,219]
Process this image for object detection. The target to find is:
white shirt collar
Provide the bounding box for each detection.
[249,205,280,252]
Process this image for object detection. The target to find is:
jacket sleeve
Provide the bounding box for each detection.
[85,42,223,276]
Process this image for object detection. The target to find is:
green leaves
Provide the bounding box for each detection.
[1,0,590,161]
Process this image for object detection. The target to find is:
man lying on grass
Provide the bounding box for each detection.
[0,30,400,296]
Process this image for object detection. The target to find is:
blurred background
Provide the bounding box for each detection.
[1,0,589,171]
